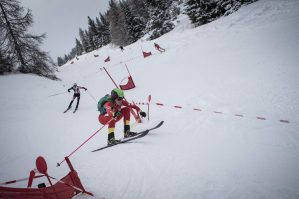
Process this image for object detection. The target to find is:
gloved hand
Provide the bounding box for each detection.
[68,90,70,93]
[85,88,87,91]
[139,111,146,118]
[113,111,122,118]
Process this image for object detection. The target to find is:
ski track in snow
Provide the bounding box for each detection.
[1,0,299,198]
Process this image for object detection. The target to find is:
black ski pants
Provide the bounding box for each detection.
[68,93,80,109]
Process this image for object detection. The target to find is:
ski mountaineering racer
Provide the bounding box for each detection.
[154,42,165,53]
[98,88,147,145]
[65,83,87,113]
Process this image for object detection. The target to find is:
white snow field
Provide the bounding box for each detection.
[1,0,299,198]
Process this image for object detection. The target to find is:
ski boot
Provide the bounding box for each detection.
[107,132,120,145]
[108,138,121,146]
[124,124,137,138]
[124,131,138,138]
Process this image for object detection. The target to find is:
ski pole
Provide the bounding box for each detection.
[148,95,151,121]
[48,91,67,97]
[57,118,114,167]
[0,175,44,186]
[86,90,97,102]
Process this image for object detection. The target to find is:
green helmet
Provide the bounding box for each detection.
[111,88,124,100]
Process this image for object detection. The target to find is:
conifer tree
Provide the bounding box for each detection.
[87,16,100,49]
[185,0,198,26]
[120,0,145,43]
[185,0,257,27]
[0,0,56,78]
[99,13,111,45]
[75,38,83,56]
[64,54,69,63]
[69,47,77,58]
[57,56,64,67]
[0,49,13,73]
[107,0,128,46]
[0,0,55,79]
[146,0,175,40]
[85,30,94,52]
[95,17,104,48]
[128,0,149,26]
[188,0,217,26]
[79,28,89,53]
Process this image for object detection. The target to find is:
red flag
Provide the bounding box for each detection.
[143,51,152,58]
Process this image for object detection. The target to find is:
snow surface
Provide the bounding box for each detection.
[1,0,299,198]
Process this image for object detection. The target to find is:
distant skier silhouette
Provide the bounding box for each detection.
[154,43,165,53]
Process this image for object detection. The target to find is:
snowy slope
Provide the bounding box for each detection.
[1,0,299,198]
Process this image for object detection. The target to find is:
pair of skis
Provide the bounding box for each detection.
[92,121,164,152]
[63,107,77,113]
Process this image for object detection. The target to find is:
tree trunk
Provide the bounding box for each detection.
[0,2,26,70]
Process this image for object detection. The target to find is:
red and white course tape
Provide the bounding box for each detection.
[136,102,290,124]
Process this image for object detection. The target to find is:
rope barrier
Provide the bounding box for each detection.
[136,101,290,124]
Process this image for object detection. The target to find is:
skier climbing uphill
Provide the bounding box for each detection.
[154,42,165,53]
[64,83,87,113]
[98,88,146,145]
